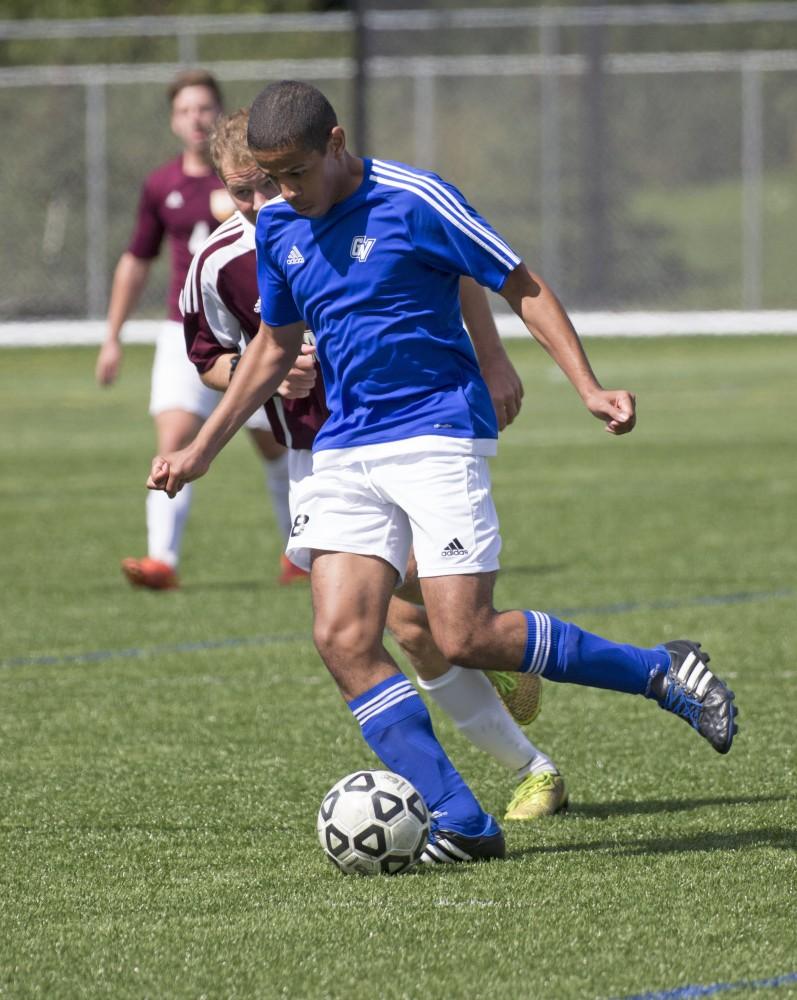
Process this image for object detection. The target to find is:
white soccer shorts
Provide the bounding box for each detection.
[149,320,270,431]
[285,450,501,579]
[286,449,314,570]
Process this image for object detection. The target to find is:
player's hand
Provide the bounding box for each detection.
[96,340,122,386]
[584,388,637,435]
[278,343,317,399]
[480,350,524,431]
[146,446,210,498]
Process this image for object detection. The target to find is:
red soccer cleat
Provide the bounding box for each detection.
[121,557,179,591]
[278,554,311,586]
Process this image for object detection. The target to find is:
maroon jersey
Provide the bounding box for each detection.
[181,211,328,450]
[127,156,225,321]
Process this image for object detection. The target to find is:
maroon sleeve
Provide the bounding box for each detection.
[127,176,164,260]
[182,246,240,375]
[183,309,237,375]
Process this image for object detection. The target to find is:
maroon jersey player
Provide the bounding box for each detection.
[95,70,290,590]
[181,166,327,585]
[181,111,326,588]
[126,154,227,327]
[183,213,327,454]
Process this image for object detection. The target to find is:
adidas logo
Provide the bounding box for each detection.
[287,245,305,265]
[441,537,468,557]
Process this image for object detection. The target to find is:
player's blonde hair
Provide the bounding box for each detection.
[209,108,256,180]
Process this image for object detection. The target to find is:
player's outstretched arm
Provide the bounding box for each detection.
[147,319,305,497]
[460,276,523,430]
[197,352,238,391]
[499,264,636,435]
[197,344,317,398]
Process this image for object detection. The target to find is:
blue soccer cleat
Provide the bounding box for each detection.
[653,640,738,754]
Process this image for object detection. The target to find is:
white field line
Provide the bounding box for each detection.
[2,311,797,347]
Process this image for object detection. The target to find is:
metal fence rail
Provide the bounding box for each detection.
[4,3,797,39]
[2,5,796,320]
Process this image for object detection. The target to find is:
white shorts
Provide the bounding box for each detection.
[149,320,270,431]
[285,451,501,579]
[286,450,315,570]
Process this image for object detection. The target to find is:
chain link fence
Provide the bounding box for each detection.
[1,4,796,321]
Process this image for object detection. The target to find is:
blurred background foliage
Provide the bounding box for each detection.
[2,1,796,317]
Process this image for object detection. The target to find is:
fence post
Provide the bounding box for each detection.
[177,31,199,65]
[741,58,763,309]
[352,0,369,155]
[414,65,436,170]
[582,5,609,306]
[539,17,562,291]
[85,75,108,319]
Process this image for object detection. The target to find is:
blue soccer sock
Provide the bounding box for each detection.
[349,674,496,838]
[520,610,670,696]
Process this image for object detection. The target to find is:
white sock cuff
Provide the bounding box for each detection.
[147,482,192,567]
[415,665,463,692]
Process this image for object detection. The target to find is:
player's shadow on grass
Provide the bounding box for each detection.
[571,793,788,820]
[508,825,797,861]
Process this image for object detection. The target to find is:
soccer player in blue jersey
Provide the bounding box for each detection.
[148,80,738,866]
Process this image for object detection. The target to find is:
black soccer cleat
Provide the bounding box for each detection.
[653,640,738,754]
[420,825,506,865]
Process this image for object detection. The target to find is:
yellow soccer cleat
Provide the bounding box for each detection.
[504,771,569,821]
[487,670,543,726]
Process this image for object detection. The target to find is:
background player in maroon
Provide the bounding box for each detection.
[181,108,566,820]
[95,69,295,590]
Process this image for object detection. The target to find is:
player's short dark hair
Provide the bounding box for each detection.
[167,69,224,109]
[247,80,338,154]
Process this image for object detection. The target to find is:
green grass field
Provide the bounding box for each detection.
[1,337,795,1000]
[632,170,797,309]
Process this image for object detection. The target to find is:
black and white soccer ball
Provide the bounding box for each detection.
[317,770,430,876]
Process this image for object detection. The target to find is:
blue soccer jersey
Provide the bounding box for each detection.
[255,157,522,456]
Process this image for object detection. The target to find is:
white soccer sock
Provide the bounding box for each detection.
[417,666,557,777]
[263,452,292,542]
[146,483,193,568]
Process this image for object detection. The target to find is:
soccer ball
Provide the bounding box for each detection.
[317,769,430,876]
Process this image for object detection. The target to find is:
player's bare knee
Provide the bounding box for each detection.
[433,621,491,668]
[387,617,428,662]
[432,630,460,665]
[385,601,427,653]
[313,614,381,665]
[312,617,339,664]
